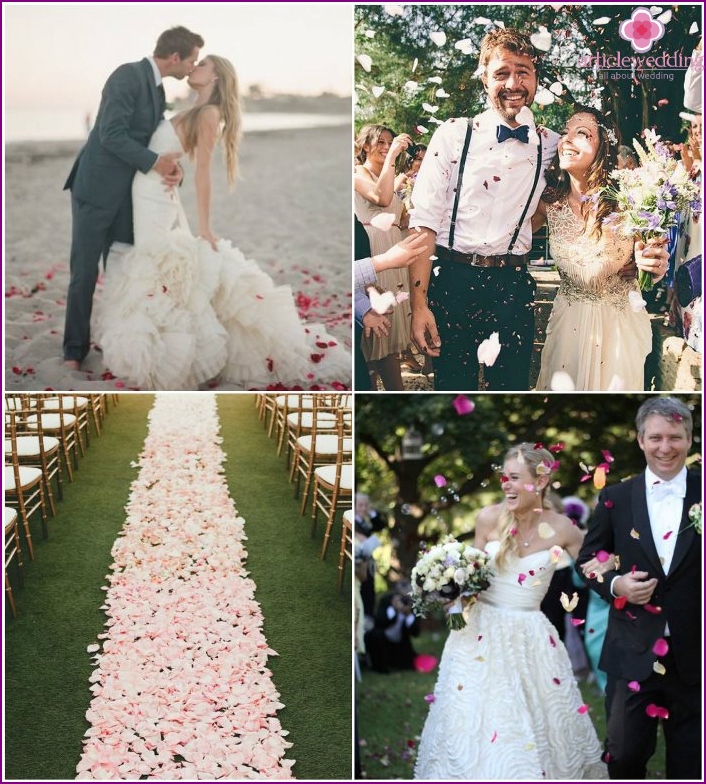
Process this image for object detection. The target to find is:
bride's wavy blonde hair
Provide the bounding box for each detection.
[494,443,555,570]
[178,55,242,188]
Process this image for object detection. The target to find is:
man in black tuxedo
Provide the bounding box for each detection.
[577,396,701,780]
[62,26,203,369]
[364,586,420,674]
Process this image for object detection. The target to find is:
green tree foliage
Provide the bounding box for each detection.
[355,4,700,148]
[356,393,702,578]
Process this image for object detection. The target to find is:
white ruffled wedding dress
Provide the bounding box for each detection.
[414,541,606,781]
[98,120,350,390]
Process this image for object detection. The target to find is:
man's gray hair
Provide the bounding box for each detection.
[635,397,693,439]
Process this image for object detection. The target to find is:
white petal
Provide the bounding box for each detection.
[432,266,441,277]
[530,26,552,51]
[429,117,443,125]
[549,81,564,96]
[430,31,447,47]
[494,20,506,29]
[372,85,385,99]
[454,38,473,50]
[593,16,612,25]
[404,80,419,91]
[416,125,429,134]
[534,88,556,105]
[649,6,663,14]
[369,212,395,231]
[473,16,491,25]
[368,288,397,314]
[657,9,672,23]
[607,375,626,391]
[435,88,450,98]
[689,22,699,34]
[395,291,410,304]
[412,57,419,73]
[87,644,100,654]
[384,4,405,16]
[356,54,372,73]
[364,29,375,38]
[550,371,575,391]
[428,76,443,84]
[422,103,439,113]
[477,332,501,366]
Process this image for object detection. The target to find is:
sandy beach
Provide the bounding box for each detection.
[4,123,352,391]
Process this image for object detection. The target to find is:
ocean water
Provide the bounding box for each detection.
[4,108,350,143]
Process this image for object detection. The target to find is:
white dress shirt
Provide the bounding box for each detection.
[409,107,559,255]
[645,466,687,575]
[148,56,163,87]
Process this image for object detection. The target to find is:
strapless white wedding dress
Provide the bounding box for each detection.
[98,120,350,390]
[414,541,606,781]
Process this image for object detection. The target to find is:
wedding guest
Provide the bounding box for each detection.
[394,143,427,200]
[354,219,427,389]
[577,397,701,780]
[533,106,669,391]
[355,124,415,390]
[364,583,420,674]
[616,145,638,170]
[408,29,560,391]
[414,443,605,779]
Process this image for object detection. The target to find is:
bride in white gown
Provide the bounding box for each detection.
[98,55,350,390]
[414,444,607,781]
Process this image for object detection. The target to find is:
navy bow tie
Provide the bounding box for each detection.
[496,124,529,144]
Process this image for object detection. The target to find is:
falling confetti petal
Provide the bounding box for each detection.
[530,25,552,51]
[550,371,575,391]
[430,31,447,47]
[646,703,669,719]
[477,332,501,366]
[364,29,375,38]
[452,395,474,415]
[549,546,563,563]
[412,57,419,72]
[578,704,589,714]
[422,103,439,113]
[613,596,627,610]
[371,85,386,98]
[490,731,498,743]
[434,474,448,488]
[473,16,492,25]
[653,661,667,675]
[596,550,610,563]
[427,76,443,84]
[424,693,436,703]
[560,592,579,612]
[628,680,641,692]
[534,88,556,105]
[644,604,662,614]
[538,522,555,539]
[630,528,640,539]
[593,465,607,489]
[571,618,586,627]
[435,89,450,98]
[549,81,564,95]
[404,80,419,91]
[370,212,396,231]
[368,288,397,314]
[416,124,429,134]
[689,22,699,34]
[657,10,672,23]
[652,638,669,657]
[356,54,372,72]
[432,265,441,276]
[517,573,527,585]
[593,16,612,24]
[384,4,405,16]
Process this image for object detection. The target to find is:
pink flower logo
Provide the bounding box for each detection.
[619,7,665,53]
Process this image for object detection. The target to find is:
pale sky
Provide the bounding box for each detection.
[2,2,353,111]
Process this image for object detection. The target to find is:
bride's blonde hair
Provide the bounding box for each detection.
[178,55,242,188]
[494,443,555,570]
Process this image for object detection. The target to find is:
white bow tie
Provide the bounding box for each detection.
[650,478,686,502]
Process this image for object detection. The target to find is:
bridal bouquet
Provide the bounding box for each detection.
[599,129,702,291]
[410,535,493,630]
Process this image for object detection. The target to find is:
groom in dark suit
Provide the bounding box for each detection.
[577,396,701,780]
[62,26,204,369]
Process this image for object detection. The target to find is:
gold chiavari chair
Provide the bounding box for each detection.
[4,413,49,561]
[338,509,354,592]
[40,394,90,455]
[4,404,63,517]
[4,506,23,618]
[312,409,353,560]
[25,396,79,483]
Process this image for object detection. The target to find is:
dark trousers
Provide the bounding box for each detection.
[428,261,536,390]
[63,194,132,361]
[354,322,373,390]
[605,647,701,779]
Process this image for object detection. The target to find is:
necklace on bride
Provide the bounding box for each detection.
[516,516,541,547]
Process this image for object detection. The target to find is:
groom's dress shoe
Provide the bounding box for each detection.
[64,360,81,371]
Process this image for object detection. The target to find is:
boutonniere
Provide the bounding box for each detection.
[688,502,702,535]
[680,502,702,535]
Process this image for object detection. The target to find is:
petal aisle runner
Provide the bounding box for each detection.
[76,394,295,780]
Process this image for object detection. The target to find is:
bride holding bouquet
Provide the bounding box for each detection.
[414,443,607,781]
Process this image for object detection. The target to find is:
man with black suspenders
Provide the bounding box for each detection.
[408,28,559,391]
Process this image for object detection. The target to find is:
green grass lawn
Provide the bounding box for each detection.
[357,628,666,780]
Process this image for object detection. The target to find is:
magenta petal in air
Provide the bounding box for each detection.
[652,638,669,657]
[415,654,438,673]
[452,395,475,415]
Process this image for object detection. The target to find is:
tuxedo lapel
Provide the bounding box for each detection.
[631,474,664,575]
[667,471,701,577]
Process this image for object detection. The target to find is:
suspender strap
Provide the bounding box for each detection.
[448,117,474,250]
[507,133,543,255]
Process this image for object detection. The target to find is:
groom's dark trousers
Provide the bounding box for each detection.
[577,470,702,780]
[63,57,163,362]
